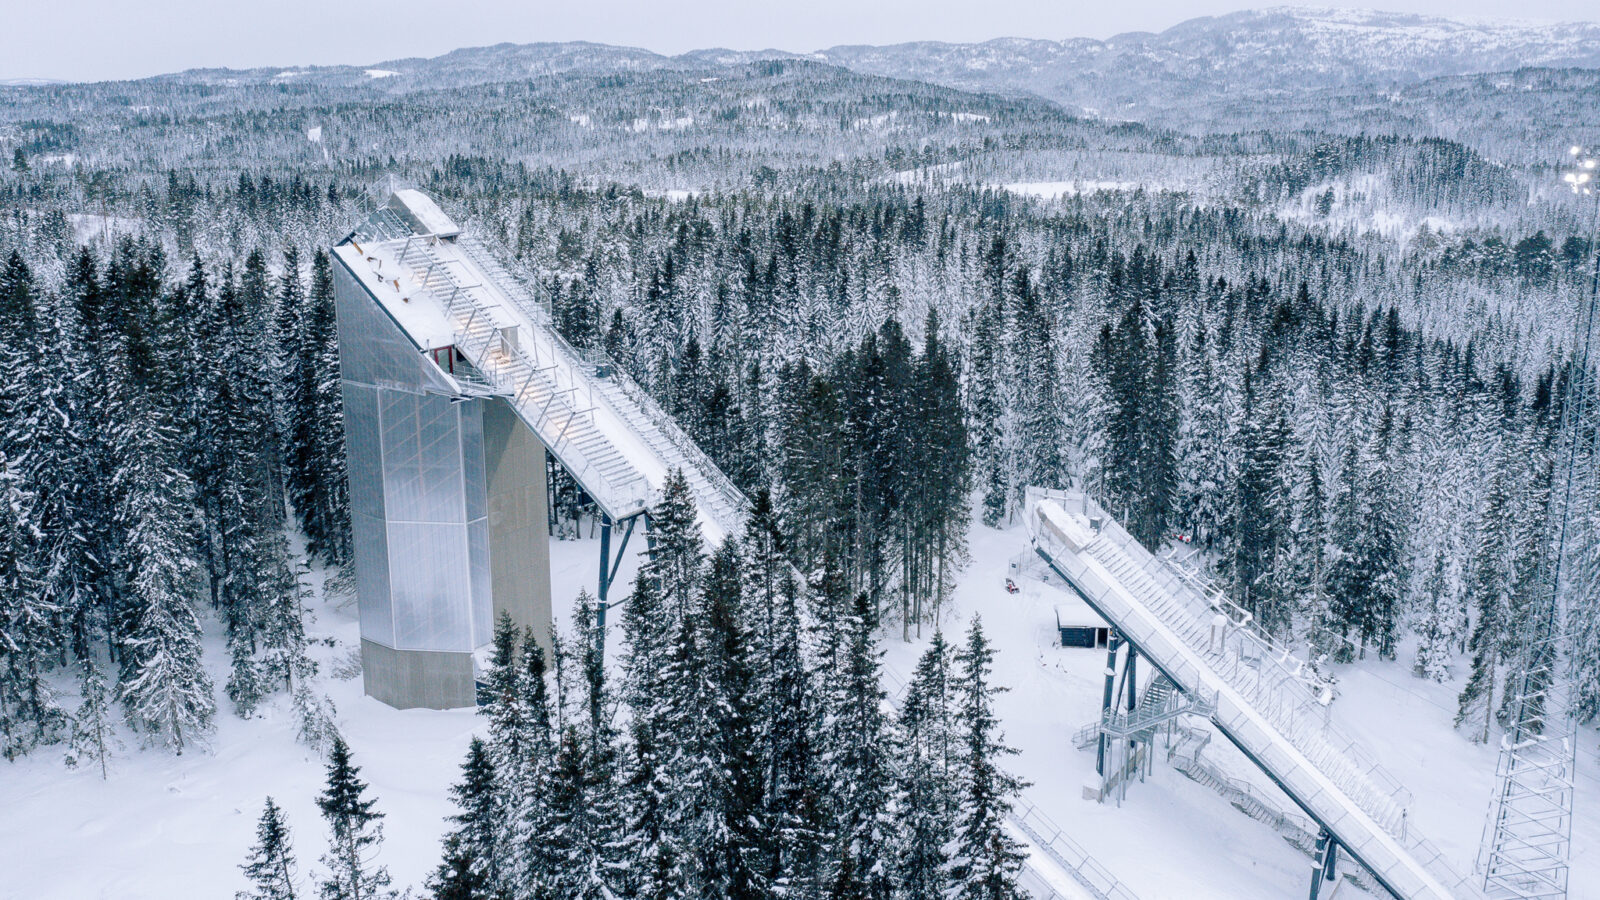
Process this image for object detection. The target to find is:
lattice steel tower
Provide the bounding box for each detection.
[1477,146,1599,900]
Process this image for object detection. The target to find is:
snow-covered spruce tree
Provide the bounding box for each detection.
[286,250,350,566]
[970,237,1009,528]
[820,590,894,900]
[1496,445,1557,733]
[893,631,958,900]
[617,563,678,900]
[1413,550,1457,683]
[646,468,705,620]
[539,591,625,900]
[945,617,1027,900]
[61,248,124,663]
[1357,406,1407,661]
[66,660,118,778]
[316,737,393,900]
[1325,436,1366,663]
[740,490,824,895]
[1285,444,1338,670]
[1013,268,1064,497]
[1175,319,1230,551]
[428,737,500,900]
[765,572,826,898]
[239,797,300,900]
[914,309,971,627]
[1456,459,1516,743]
[112,360,214,753]
[1219,372,1295,638]
[1572,404,1600,724]
[0,451,58,760]
[1092,268,1177,551]
[0,252,67,757]
[511,629,558,900]
[671,540,760,898]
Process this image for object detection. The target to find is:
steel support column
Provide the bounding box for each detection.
[1097,631,1121,776]
[593,511,641,656]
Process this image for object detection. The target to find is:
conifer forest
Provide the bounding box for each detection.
[3,8,1600,900]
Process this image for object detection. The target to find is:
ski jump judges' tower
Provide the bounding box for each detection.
[332,190,749,709]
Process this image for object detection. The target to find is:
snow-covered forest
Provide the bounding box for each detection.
[2,7,1600,899]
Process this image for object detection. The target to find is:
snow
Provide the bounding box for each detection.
[643,189,697,202]
[331,244,456,350]
[4,509,1596,900]
[997,181,1143,200]
[306,126,321,144]
[365,69,400,79]
[67,212,139,244]
[0,533,644,900]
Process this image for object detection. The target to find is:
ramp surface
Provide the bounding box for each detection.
[1026,489,1486,900]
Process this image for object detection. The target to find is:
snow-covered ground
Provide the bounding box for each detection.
[0,528,644,900]
[3,512,1596,899]
[995,181,1143,200]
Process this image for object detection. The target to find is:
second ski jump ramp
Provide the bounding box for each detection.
[1026,489,1485,900]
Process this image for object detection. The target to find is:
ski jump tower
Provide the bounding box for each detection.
[332,191,748,708]
[1026,488,1490,900]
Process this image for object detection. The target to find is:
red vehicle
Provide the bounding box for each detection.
[1004,578,1020,594]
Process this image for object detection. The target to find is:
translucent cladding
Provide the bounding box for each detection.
[331,256,456,394]
[343,384,393,647]
[333,249,493,655]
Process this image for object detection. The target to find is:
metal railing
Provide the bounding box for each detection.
[455,233,750,538]
[372,236,654,519]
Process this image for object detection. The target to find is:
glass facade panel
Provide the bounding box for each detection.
[334,249,496,657]
[387,522,474,651]
[380,392,466,525]
[467,517,493,647]
[461,404,486,523]
[341,383,394,648]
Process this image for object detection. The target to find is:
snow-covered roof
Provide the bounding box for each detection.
[1054,598,1106,629]
[389,189,461,238]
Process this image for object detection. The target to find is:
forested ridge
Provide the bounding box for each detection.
[0,39,1598,899]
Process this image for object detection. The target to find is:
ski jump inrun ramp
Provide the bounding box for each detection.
[1027,488,1489,900]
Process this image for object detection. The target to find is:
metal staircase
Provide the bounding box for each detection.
[1027,488,1488,900]
[1097,673,1214,743]
[338,205,748,543]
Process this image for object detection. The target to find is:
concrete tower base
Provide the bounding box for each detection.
[360,639,478,710]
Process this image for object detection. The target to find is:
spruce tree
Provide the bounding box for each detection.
[1456,463,1516,743]
[428,738,500,900]
[541,591,625,900]
[66,660,118,778]
[821,591,893,900]
[945,617,1027,900]
[113,394,214,753]
[894,632,958,900]
[239,797,299,900]
[0,452,59,759]
[316,737,393,900]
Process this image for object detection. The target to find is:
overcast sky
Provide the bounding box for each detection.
[2,0,1596,83]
